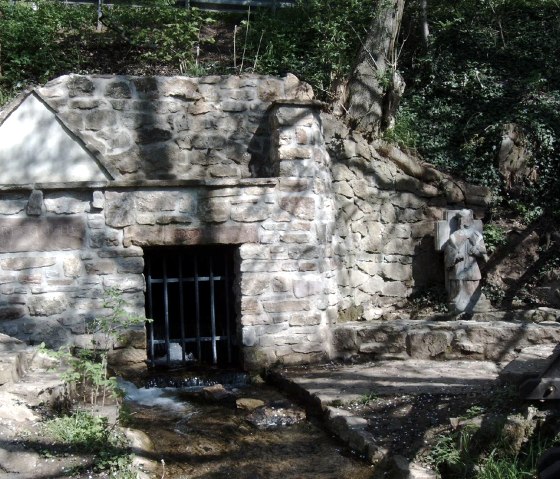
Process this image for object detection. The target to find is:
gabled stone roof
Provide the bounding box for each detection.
[11,73,312,183]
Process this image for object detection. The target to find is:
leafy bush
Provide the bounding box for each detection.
[42,410,135,475]
[44,287,147,407]
[483,223,508,254]
[242,0,374,98]
[398,0,560,214]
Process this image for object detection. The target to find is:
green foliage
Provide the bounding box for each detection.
[43,410,109,450]
[104,1,214,68]
[483,223,508,254]
[357,391,379,405]
[399,0,560,214]
[0,0,215,105]
[0,0,94,100]
[482,281,505,306]
[44,288,147,407]
[241,0,374,98]
[42,410,135,476]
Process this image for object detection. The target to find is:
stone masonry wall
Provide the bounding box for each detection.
[0,73,493,369]
[321,115,491,323]
[0,101,335,369]
[37,74,313,181]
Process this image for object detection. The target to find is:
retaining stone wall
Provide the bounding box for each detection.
[0,74,492,369]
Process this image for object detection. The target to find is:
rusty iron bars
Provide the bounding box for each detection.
[145,246,237,367]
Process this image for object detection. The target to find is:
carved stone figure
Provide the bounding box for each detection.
[436,209,490,314]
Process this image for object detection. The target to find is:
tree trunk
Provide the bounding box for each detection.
[344,0,405,137]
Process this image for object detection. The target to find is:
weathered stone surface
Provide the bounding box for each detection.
[198,198,230,223]
[124,224,259,246]
[0,306,26,321]
[262,300,310,313]
[231,203,270,222]
[0,257,56,271]
[293,279,323,298]
[105,192,135,227]
[0,218,85,252]
[28,293,68,316]
[26,190,44,216]
[236,398,265,411]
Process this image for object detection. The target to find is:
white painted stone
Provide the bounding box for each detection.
[0,93,108,183]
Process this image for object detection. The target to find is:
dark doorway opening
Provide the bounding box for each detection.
[144,245,239,367]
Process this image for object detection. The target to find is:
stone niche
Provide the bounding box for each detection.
[0,74,489,369]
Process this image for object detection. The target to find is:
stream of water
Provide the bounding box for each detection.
[120,372,375,479]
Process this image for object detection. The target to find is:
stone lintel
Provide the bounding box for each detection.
[0,217,86,253]
[124,224,259,247]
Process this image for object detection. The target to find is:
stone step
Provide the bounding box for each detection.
[333,313,560,362]
[0,333,36,387]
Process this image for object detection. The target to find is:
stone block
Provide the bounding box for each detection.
[381,263,412,281]
[293,279,323,298]
[278,145,313,161]
[83,109,117,130]
[279,159,316,177]
[89,230,121,248]
[272,276,291,292]
[44,194,88,214]
[298,261,317,271]
[160,77,201,100]
[292,342,324,354]
[241,276,270,296]
[239,244,270,259]
[28,293,68,316]
[288,245,320,260]
[26,190,44,217]
[67,75,94,97]
[280,232,310,244]
[332,327,358,352]
[85,260,116,275]
[383,238,415,255]
[0,217,86,253]
[231,203,270,222]
[198,198,230,223]
[262,300,311,313]
[380,280,408,297]
[279,196,315,220]
[288,312,322,326]
[0,305,26,321]
[360,276,384,294]
[407,331,451,359]
[105,192,135,228]
[240,260,282,273]
[103,276,144,292]
[278,178,311,192]
[0,257,56,271]
[116,258,144,274]
[63,257,83,278]
[242,327,258,347]
[0,198,26,215]
[105,81,132,99]
[333,182,354,198]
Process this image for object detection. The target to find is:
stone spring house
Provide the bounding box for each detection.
[0,74,490,369]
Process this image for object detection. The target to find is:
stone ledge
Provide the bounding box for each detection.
[0,178,280,192]
[333,312,560,362]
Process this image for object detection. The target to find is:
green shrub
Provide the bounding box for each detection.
[483,224,508,254]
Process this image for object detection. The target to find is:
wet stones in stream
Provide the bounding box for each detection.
[124,380,374,479]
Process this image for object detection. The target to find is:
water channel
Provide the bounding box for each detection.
[120,370,375,479]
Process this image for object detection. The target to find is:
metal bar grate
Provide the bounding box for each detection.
[144,246,238,367]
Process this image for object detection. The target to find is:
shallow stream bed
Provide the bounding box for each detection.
[122,373,375,479]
